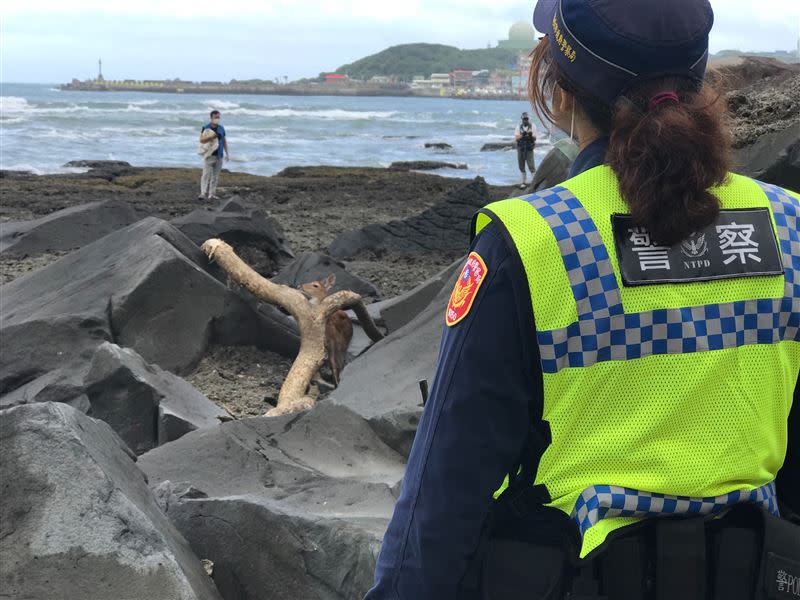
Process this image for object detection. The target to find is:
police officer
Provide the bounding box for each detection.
[515,112,537,188]
[365,1,799,599]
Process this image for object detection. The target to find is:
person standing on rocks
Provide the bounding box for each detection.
[514,111,537,188]
[365,0,800,598]
[198,110,229,201]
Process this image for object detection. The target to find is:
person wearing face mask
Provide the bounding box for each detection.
[514,112,537,188]
[199,109,229,201]
[364,1,800,599]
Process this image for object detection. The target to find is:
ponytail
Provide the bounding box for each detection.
[528,40,732,246]
[607,79,731,245]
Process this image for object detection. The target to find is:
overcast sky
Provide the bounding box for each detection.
[3,0,799,83]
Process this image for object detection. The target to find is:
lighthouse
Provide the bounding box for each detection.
[97,58,104,82]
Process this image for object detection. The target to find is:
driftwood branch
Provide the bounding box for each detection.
[201,238,384,417]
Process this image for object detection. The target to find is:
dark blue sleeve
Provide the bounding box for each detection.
[365,222,541,600]
[777,377,799,517]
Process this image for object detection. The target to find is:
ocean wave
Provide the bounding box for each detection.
[0,163,91,175]
[226,107,398,120]
[204,99,241,110]
[22,125,199,141]
[1,96,30,113]
[0,116,27,125]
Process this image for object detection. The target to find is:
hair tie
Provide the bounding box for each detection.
[649,91,680,111]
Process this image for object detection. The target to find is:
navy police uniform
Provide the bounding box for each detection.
[364,140,800,600]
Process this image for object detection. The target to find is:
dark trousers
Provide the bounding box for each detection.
[517,147,535,173]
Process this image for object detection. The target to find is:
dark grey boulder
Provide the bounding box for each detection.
[0,402,223,600]
[273,252,380,298]
[0,342,228,454]
[736,125,800,189]
[138,402,405,600]
[63,159,133,169]
[172,201,294,276]
[85,342,229,453]
[331,264,461,456]
[0,217,299,398]
[530,138,580,193]
[370,258,464,334]
[168,498,384,600]
[328,177,490,259]
[0,199,141,256]
[216,195,250,213]
[389,160,467,171]
[424,142,453,151]
[62,159,137,180]
[343,259,462,361]
[480,141,516,152]
[0,367,89,410]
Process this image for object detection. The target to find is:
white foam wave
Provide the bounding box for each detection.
[1,96,30,113]
[0,163,91,175]
[0,116,27,125]
[205,99,241,110]
[226,107,398,120]
[129,99,160,106]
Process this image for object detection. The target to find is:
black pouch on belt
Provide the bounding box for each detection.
[479,504,579,600]
[711,504,800,600]
[755,508,800,599]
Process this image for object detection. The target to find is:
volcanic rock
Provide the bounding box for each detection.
[327,177,490,259]
[0,218,299,399]
[530,138,580,193]
[389,161,467,171]
[62,159,137,180]
[0,199,141,256]
[138,402,405,600]
[424,142,453,151]
[365,258,463,334]
[331,262,461,456]
[0,342,228,454]
[0,402,222,600]
[736,125,800,190]
[273,252,380,298]
[480,141,516,152]
[172,199,294,276]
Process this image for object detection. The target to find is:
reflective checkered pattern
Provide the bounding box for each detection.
[572,481,779,537]
[527,187,624,321]
[525,185,799,374]
[758,181,800,318]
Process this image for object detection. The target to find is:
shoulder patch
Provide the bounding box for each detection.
[446,252,488,326]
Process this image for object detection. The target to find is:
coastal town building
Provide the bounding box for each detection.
[325,74,349,85]
[63,22,541,99]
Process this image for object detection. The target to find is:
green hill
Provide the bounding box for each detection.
[333,43,520,81]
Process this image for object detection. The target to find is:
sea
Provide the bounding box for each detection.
[0,83,555,186]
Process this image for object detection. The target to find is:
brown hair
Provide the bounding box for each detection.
[529,40,732,245]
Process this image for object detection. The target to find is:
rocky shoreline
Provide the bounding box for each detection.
[1,56,798,600]
[0,163,517,419]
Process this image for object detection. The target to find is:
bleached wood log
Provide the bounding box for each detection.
[201,238,383,417]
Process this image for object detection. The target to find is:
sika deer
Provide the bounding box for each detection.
[300,274,353,386]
